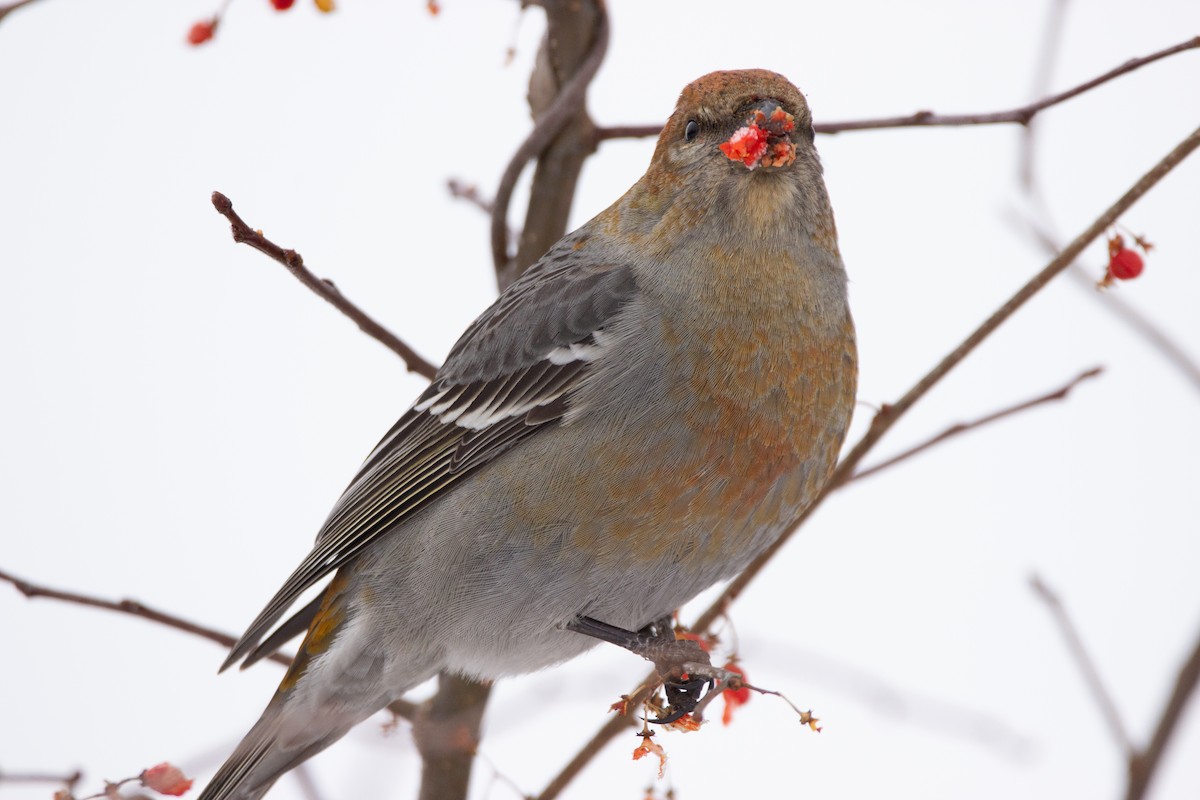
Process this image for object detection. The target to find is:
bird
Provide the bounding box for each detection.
[198,68,858,800]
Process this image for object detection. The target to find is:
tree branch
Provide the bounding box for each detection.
[0,567,292,669]
[0,769,82,789]
[849,366,1103,483]
[536,120,1200,800]
[0,0,44,24]
[593,36,1200,142]
[0,565,420,721]
[1126,622,1200,800]
[210,191,439,381]
[1030,574,1134,756]
[413,674,492,800]
[489,0,609,289]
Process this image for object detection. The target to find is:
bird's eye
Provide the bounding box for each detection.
[684,120,699,142]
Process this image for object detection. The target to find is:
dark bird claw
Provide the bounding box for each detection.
[649,674,714,724]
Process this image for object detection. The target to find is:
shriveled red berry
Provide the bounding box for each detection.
[720,662,751,725]
[187,19,217,45]
[1108,248,1144,281]
[271,0,296,9]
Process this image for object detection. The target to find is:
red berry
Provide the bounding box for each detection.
[1108,248,1144,281]
[271,0,296,9]
[187,19,217,45]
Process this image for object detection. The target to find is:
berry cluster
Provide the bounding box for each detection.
[187,0,334,47]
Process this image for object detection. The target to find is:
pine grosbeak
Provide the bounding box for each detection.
[200,69,857,800]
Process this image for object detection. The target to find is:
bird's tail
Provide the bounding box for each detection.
[198,569,429,800]
[196,686,384,800]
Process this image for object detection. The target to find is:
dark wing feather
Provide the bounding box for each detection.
[220,248,637,671]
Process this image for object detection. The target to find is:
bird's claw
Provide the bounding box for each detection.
[648,673,715,724]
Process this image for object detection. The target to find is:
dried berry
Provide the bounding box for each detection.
[187,19,217,45]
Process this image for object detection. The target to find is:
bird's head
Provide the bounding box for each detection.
[652,69,816,177]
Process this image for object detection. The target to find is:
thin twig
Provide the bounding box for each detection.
[210,192,439,381]
[1020,0,1072,190]
[448,178,519,252]
[536,121,1200,800]
[446,178,495,214]
[1126,622,1200,800]
[0,0,43,23]
[0,567,292,668]
[0,769,82,788]
[593,36,1200,142]
[849,366,1103,483]
[1030,574,1134,756]
[489,5,609,282]
[0,567,420,719]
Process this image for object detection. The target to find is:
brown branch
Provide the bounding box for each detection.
[2,565,421,722]
[1126,622,1200,800]
[593,36,1200,142]
[0,769,82,788]
[448,178,520,254]
[536,120,1200,800]
[446,178,495,214]
[0,0,44,24]
[0,566,294,668]
[489,0,609,289]
[849,366,1103,483]
[1020,0,1071,190]
[413,674,493,800]
[1030,574,1134,756]
[209,191,439,381]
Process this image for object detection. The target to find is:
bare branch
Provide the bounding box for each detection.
[489,2,609,288]
[849,366,1103,483]
[0,566,420,721]
[536,120,1200,800]
[0,769,82,788]
[1020,0,1072,190]
[413,674,493,800]
[1030,574,1134,756]
[210,191,439,381]
[446,178,495,214]
[1126,622,1200,800]
[593,36,1200,142]
[0,566,292,668]
[0,0,44,24]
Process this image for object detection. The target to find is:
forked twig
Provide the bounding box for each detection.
[850,367,1103,482]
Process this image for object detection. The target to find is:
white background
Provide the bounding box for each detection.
[2,2,1199,799]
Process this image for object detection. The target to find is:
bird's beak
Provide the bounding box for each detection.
[719,98,798,171]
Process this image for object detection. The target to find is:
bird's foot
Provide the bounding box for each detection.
[567,615,731,724]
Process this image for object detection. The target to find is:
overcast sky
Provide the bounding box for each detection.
[2,2,1199,800]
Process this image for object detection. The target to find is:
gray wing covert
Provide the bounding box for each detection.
[222,248,638,670]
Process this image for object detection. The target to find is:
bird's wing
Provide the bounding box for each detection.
[223,251,638,670]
